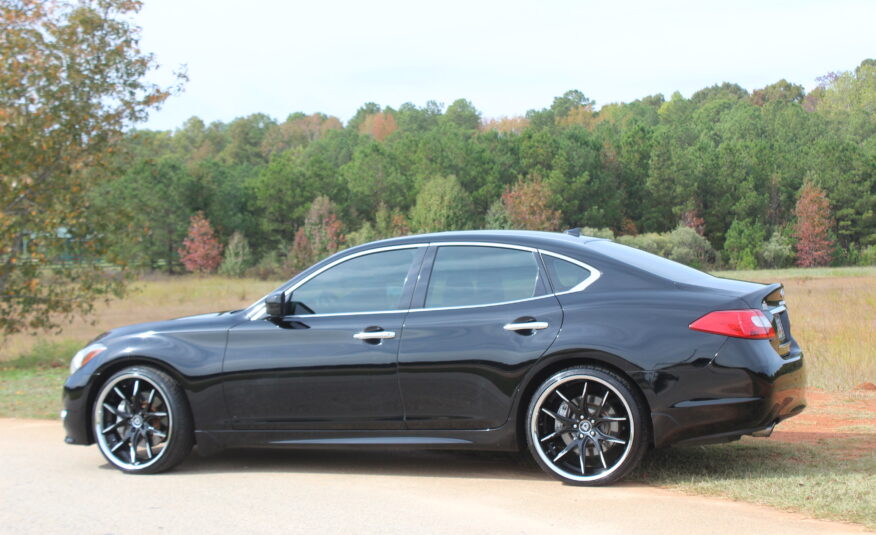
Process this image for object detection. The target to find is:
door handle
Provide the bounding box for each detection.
[503,322,549,332]
[353,331,396,340]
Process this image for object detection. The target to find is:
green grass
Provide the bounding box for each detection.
[634,438,876,529]
[0,367,68,419]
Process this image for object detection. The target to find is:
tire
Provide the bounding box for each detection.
[525,366,648,485]
[92,366,194,474]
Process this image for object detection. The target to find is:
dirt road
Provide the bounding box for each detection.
[0,418,867,535]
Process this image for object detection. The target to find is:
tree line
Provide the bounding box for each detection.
[97,61,876,277]
[2,1,874,334]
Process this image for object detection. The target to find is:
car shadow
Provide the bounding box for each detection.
[162,448,550,481]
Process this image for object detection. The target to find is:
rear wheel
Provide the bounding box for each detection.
[525,366,648,485]
[92,366,193,474]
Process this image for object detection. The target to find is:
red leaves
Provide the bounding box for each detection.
[794,181,835,267]
[178,212,223,274]
[501,178,562,232]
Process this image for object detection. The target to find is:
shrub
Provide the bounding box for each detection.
[245,251,284,280]
[859,245,876,266]
[724,219,766,270]
[760,231,796,268]
[577,227,615,240]
[667,226,717,269]
[218,232,253,277]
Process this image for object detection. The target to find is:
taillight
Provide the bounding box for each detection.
[689,309,775,339]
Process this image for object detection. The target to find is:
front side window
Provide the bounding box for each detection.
[291,248,417,315]
[425,246,542,308]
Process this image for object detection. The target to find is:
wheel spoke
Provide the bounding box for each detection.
[595,416,627,423]
[131,379,140,400]
[552,439,578,463]
[102,419,123,434]
[541,408,574,425]
[110,435,128,452]
[147,389,156,407]
[595,439,608,469]
[578,444,586,475]
[129,437,137,465]
[146,411,168,418]
[147,426,166,439]
[144,436,154,459]
[600,390,611,412]
[103,403,129,419]
[113,387,126,400]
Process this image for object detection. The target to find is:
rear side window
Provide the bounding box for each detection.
[542,254,592,292]
[425,246,542,308]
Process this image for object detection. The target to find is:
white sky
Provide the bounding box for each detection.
[135,0,875,130]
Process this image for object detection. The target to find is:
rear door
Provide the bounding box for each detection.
[397,244,563,430]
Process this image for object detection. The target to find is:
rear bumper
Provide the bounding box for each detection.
[648,338,806,448]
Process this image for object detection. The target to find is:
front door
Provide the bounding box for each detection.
[222,246,424,430]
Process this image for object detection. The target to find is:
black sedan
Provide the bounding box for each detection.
[62,230,806,485]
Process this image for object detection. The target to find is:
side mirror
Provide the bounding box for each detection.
[265,292,286,319]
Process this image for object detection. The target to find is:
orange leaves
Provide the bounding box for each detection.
[501,178,562,232]
[359,112,398,142]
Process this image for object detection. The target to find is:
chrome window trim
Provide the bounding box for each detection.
[247,241,603,320]
[245,244,427,320]
[539,249,602,294]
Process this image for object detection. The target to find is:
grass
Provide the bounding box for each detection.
[0,368,68,419]
[634,437,876,529]
[0,275,283,362]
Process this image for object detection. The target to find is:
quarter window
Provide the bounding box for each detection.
[290,248,417,314]
[542,254,592,292]
[425,246,543,308]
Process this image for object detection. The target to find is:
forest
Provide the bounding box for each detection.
[98,59,876,278]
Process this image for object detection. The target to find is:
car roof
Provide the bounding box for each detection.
[350,230,606,253]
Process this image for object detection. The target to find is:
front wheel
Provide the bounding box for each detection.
[525,366,648,485]
[92,366,193,474]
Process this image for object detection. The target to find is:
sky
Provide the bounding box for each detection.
[135,0,875,130]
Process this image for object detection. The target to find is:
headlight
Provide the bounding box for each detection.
[69,343,106,374]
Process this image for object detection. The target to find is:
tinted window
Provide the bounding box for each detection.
[425,246,541,308]
[292,248,417,314]
[587,240,716,284]
[542,254,591,292]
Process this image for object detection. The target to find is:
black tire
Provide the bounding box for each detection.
[92,366,194,474]
[525,366,648,485]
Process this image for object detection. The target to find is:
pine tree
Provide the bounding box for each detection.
[179,213,224,273]
[794,182,835,267]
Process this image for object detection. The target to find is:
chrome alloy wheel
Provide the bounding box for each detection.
[530,375,635,483]
[93,372,173,471]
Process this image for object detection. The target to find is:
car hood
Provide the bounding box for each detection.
[94,310,244,343]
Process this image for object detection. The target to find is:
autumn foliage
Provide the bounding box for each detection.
[794,182,835,267]
[179,213,224,273]
[501,179,562,231]
[359,112,398,141]
[288,196,345,271]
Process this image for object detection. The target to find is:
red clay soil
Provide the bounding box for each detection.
[768,387,876,457]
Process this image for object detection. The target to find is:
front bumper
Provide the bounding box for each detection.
[62,370,96,446]
[648,338,806,448]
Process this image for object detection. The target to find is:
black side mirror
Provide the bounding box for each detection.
[265,292,286,319]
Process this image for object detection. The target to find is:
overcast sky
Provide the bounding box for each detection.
[135,0,875,130]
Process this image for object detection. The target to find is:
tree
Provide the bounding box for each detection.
[218,232,253,277]
[179,213,223,273]
[0,0,181,334]
[409,175,473,233]
[287,196,344,271]
[501,178,562,231]
[794,182,835,267]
